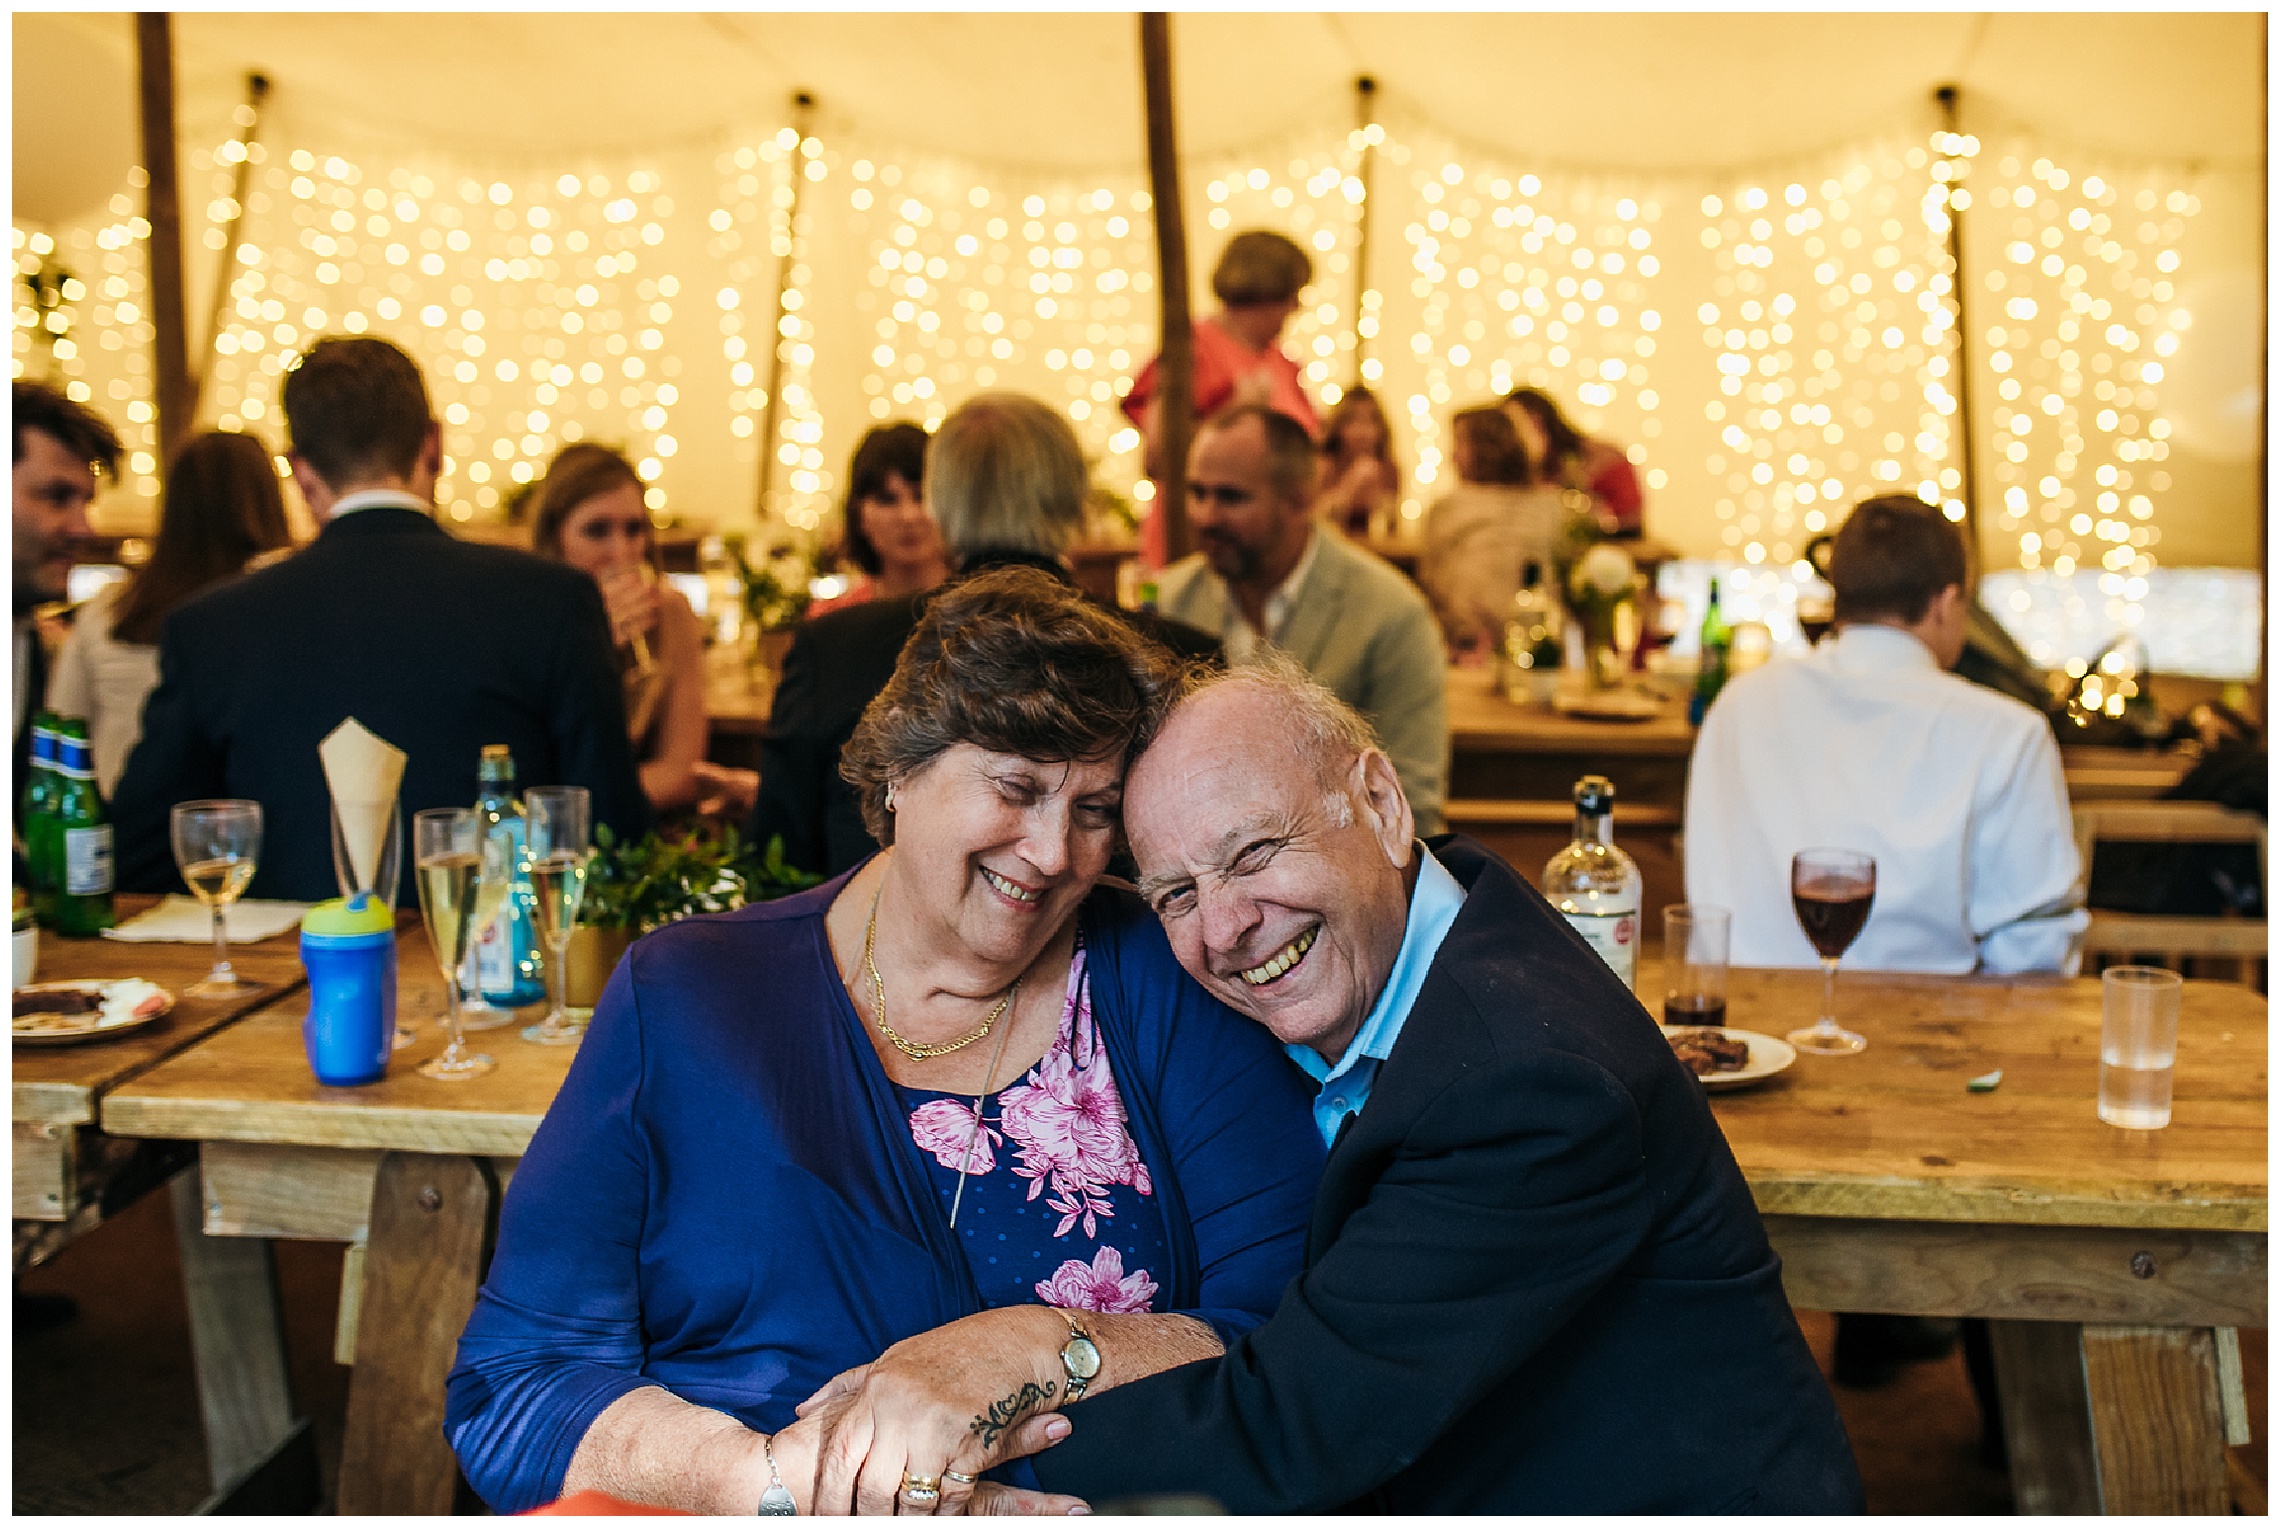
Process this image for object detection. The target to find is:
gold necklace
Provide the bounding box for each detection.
[863,879,1020,1061]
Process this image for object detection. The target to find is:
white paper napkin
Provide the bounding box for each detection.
[101,895,314,945]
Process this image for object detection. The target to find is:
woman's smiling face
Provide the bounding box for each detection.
[888,743,1124,971]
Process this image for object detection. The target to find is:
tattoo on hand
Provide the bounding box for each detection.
[969,1379,1058,1449]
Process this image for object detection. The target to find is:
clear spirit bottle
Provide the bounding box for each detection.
[1543,775,1642,990]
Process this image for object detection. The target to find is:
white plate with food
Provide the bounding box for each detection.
[11,978,176,1046]
[1665,1026,1797,1091]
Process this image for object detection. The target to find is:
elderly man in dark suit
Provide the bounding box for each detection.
[792,652,1862,1515]
[113,336,648,904]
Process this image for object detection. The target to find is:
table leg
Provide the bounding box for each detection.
[169,1163,299,1493]
[1987,1319,2101,1513]
[2080,1323,2231,1513]
[336,1151,497,1516]
[1988,1319,2234,1514]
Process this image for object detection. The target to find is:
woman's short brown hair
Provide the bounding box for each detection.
[840,565,1181,845]
[1828,494,1969,625]
[1211,230,1313,307]
[528,442,651,567]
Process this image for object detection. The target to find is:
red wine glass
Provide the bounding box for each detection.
[1788,848,1875,1055]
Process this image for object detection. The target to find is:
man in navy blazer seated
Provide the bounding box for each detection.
[113,336,648,904]
[805,651,1862,1514]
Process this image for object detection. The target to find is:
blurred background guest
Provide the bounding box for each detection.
[13,381,118,811]
[1158,404,1447,834]
[1419,406,1568,662]
[806,422,948,619]
[530,443,752,819]
[49,430,293,797]
[751,392,1218,877]
[1504,386,1646,536]
[1123,230,1320,565]
[114,336,649,903]
[1313,384,1402,538]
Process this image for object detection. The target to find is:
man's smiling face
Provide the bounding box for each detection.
[1126,681,1414,1063]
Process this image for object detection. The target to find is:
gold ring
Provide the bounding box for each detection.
[941,1470,978,1486]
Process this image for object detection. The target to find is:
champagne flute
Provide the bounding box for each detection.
[1787,848,1876,1056]
[521,786,593,1046]
[171,800,263,998]
[414,808,496,1081]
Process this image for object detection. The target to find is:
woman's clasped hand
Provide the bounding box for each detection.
[794,1305,1086,1514]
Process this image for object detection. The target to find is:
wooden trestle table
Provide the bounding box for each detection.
[11,897,315,1509]
[99,932,2263,1515]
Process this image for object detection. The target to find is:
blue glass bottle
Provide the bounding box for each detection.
[468,745,547,1009]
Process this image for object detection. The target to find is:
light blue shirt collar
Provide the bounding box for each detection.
[327,487,431,519]
[1285,843,1467,1147]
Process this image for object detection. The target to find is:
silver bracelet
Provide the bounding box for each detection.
[758,1434,797,1515]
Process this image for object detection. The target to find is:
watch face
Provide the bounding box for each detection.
[1064,1334,1103,1381]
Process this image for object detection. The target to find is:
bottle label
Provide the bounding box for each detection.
[54,739,95,780]
[65,825,115,896]
[474,915,514,990]
[1564,909,1638,990]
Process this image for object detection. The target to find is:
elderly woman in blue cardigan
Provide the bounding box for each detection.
[445,567,1324,1514]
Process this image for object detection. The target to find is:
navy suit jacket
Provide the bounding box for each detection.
[1034,836,1864,1513]
[112,506,650,904]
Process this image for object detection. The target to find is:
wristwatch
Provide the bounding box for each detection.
[1055,1308,1102,1403]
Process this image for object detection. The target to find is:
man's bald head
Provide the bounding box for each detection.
[1126,655,1415,1063]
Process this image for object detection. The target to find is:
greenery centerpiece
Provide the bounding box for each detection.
[562,824,821,1007]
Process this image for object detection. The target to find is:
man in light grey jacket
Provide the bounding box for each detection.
[1156,404,1448,833]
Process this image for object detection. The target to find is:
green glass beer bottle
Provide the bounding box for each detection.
[21,712,62,923]
[48,718,115,935]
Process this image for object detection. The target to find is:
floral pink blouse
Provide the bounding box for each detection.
[891,938,1171,1314]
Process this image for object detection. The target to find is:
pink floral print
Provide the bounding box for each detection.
[1035,1244,1158,1314]
[997,945,1154,1237]
[907,1099,999,1175]
[901,940,1158,1311]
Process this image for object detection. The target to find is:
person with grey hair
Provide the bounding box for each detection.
[793,651,1863,1514]
[748,394,1217,876]
[1122,229,1322,565]
[1154,403,1449,834]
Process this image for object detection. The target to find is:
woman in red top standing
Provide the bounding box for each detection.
[1504,387,1647,537]
[1123,230,1320,565]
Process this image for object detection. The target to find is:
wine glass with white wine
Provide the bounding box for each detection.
[521,786,592,1046]
[170,800,263,998]
[413,808,501,1081]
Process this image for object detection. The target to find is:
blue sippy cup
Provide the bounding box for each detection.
[300,895,397,1086]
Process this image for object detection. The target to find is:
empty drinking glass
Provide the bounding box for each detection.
[332,795,413,1049]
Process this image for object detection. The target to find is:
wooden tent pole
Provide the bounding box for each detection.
[1351,75,1378,385]
[1140,13,1194,563]
[754,90,815,530]
[190,71,271,428]
[135,13,194,468]
[1935,83,1983,584]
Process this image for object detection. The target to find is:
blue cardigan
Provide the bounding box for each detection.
[444,871,1324,1514]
